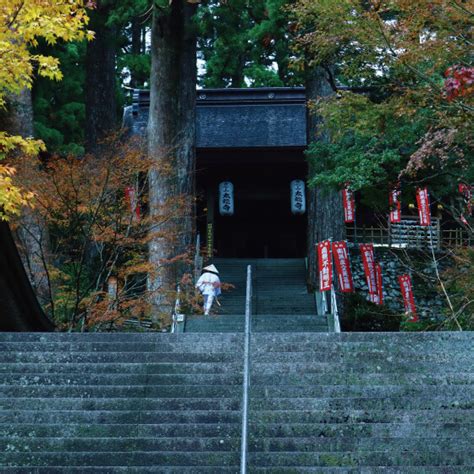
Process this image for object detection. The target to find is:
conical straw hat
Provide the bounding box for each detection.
[203,264,219,274]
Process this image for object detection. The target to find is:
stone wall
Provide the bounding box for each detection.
[348,246,449,321]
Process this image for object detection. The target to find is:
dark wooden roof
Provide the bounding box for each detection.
[123,87,307,149]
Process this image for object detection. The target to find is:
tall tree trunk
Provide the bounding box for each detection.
[147,1,197,319]
[130,18,142,89]
[306,66,346,292]
[0,89,51,309]
[85,1,117,153]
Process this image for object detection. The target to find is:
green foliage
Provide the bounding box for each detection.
[198,0,302,87]
[293,0,473,218]
[306,92,434,193]
[32,1,151,154]
[33,42,87,154]
[342,293,402,332]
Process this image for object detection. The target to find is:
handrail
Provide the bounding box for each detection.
[240,265,252,474]
[194,233,203,283]
[330,285,341,333]
[170,285,184,333]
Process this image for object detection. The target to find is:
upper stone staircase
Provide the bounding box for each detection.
[185,258,327,333]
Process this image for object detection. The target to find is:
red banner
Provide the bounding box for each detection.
[459,183,472,215]
[332,241,354,293]
[125,186,141,222]
[375,262,384,305]
[416,187,431,226]
[398,274,418,321]
[317,240,332,292]
[342,187,355,223]
[389,188,401,223]
[360,243,379,304]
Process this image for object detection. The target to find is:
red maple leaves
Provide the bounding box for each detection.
[444,66,474,101]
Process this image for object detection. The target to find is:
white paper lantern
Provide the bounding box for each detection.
[290,180,306,215]
[219,181,234,216]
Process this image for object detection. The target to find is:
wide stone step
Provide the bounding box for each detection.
[0,352,240,363]
[252,372,474,386]
[0,384,242,398]
[0,451,241,467]
[0,333,243,343]
[250,396,473,411]
[251,332,474,344]
[250,408,474,424]
[252,340,474,353]
[0,373,243,386]
[0,410,241,425]
[0,362,242,375]
[0,423,242,438]
[248,437,472,452]
[249,385,474,399]
[247,450,470,467]
[248,422,474,438]
[2,468,240,473]
[2,468,461,474]
[0,436,241,452]
[0,397,241,411]
[249,450,471,467]
[246,360,474,375]
[0,341,244,353]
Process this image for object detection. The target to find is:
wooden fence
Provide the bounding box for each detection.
[346,216,473,249]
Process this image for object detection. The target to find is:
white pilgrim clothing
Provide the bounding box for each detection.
[196,266,221,315]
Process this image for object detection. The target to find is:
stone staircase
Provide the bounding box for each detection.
[248,332,474,471]
[0,332,244,472]
[185,258,327,333]
[0,332,473,471]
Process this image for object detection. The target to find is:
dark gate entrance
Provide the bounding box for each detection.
[197,150,307,259]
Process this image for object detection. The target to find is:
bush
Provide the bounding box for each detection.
[342,293,402,332]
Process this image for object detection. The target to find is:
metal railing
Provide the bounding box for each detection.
[330,286,341,333]
[170,285,185,333]
[240,265,252,474]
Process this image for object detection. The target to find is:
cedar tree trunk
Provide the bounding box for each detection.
[85,1,117,153]
[147,1,197,318]
[306,66,346,292]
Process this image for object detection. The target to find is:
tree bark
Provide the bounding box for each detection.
[85,1,117,153]
[147,1,197,318]
[0,89,51,309]
[130,18,142,89]
[306,66,346,292]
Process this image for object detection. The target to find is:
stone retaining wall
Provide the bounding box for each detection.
[348,246,448,320]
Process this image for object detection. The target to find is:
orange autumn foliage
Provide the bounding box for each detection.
[13,136,193,331]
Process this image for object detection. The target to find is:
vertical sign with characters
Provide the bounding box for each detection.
[342,187,355,223]
[290,180,306,215]
[389,188,401,223]
[416,187,431,226]
[219,182,234,216]
[398,274,418,321]
[359,243,379,304]
[332,241,354,293]
[317,240,332,292]
[375,262,384,305]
